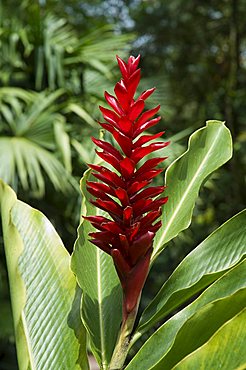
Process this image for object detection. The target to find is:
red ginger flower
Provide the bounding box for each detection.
[85,55,169,319]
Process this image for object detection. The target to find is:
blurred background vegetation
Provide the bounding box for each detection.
[0,0,245,368]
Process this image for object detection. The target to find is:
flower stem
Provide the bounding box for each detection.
[109,308,138,370]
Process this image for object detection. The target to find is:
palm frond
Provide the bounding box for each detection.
[36,14,78,90]
[0,137,76,197]
[0,88,75,196]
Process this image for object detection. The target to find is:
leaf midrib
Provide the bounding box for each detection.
[16,207,73,370]
[97,248,107,367]
[22,307,37,369]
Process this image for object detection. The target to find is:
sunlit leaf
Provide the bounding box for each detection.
[126,260,246,370]
[153,120,233,260]
[0,180,89,370]
[134,209,246,340]
[71,170,122,369]
[173,308,246,370]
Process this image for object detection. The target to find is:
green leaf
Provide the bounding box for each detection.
[154,290,246,370]
[71,138,95,164]
[68,103,97,127]
[0,137,76,196]
[126,260,246,370]
[173,308,246,370]
[134,209,246,340]
[54,120,72,173]
[71,169,122,369]
[0,180,89,370]
[152,120,233,260]
[0,88,77,196]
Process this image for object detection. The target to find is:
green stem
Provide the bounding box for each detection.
[109,308,138,370]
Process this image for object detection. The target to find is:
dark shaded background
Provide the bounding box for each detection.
[0,1,245,368]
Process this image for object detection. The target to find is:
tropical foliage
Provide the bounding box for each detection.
[1,118,245,369]
[0,1,133,197]
[0,1,245,369]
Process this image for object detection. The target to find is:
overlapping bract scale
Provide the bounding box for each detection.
[86,55,169,316]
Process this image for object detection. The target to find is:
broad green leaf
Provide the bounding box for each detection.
[126,260,246,370]
[71,169,122,369]
[134,209,246,340]
[153,120,232,260]
[153,290,246,370]
[0,180,89,370]
[173,308,246,370]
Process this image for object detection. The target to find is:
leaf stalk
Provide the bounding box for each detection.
[109,307,138,370]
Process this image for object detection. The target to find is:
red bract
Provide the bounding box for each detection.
[86,55,169,319]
